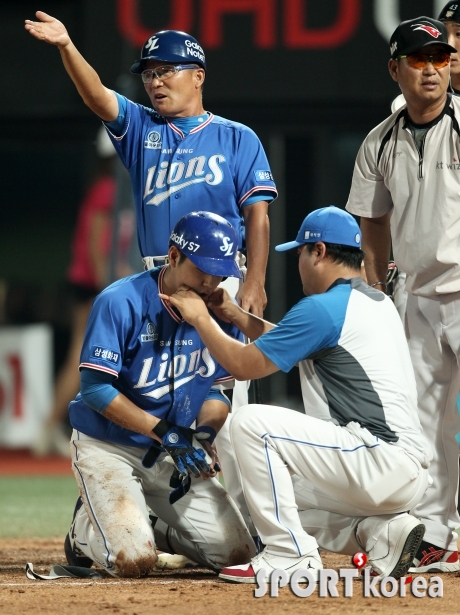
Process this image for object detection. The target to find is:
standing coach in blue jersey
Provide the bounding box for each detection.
[24,12,277,317]
[62,212,255,578]
[161,206,432,584]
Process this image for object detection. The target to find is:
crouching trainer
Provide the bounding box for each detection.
[161,206,432,583]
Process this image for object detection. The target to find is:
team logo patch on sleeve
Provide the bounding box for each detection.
[254,170,274,182]
[91,346,120,364]
[145,131,162,149]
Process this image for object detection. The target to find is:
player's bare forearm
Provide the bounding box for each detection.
[360,213,392,287]
[25,11,118,121]
[196,399,229,434]
[195,399,229,473]
[102,393,163,442]
[238,201,269,316]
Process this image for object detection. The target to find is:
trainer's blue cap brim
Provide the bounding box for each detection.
[275,206,362,252]
[275,240,303,252]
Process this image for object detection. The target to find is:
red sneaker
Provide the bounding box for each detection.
[219,550,322,584]
[408,540,460,573]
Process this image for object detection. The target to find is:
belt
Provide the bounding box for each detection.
[143,256,169,270]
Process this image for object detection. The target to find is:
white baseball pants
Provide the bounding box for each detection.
[393,270,408,322]
[230,405,430,558]
[406,292,460,551]
[214,265,253,532]
[70,430,255,577]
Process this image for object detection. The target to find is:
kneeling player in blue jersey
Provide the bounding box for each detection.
[162,207,432,583]
[65,211,256,578]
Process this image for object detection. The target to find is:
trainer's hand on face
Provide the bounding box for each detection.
[204,288,238,323]
[158,285,208,324]
[25,11,71,48]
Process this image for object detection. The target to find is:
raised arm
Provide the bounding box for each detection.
[25,11,118,121]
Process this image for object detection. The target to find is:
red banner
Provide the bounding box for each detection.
[117,0,362,49]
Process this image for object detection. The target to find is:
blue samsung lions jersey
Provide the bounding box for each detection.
[106,98,277,256]
[69,267,240,447]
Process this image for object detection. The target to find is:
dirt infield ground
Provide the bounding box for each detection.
[1,539,460,615]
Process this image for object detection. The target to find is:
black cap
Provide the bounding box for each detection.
[389,17,457,59]
[439,2,460,23]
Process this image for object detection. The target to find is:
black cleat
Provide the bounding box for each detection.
[64,497,93,568]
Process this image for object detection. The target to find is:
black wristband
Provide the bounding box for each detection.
[152,419,173,439]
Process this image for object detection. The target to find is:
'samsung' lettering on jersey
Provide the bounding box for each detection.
[143,155,226,206]
[133,347,216,399]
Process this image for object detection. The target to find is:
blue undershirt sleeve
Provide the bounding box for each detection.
[104,92,128,135]
[205,388,231,409]
[80,367,120,414]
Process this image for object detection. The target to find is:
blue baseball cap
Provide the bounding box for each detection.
[275,206,362,252]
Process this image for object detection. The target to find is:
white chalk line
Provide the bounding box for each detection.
[0,578,220,588]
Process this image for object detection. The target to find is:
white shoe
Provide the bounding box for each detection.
[155,553,198,570]
[367,513,425,579]
[219,549,323,584]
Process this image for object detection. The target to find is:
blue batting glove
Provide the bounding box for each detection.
[152,419,212,478]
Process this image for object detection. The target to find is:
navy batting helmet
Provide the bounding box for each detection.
[130,30,206,74]
[169,212,241,279]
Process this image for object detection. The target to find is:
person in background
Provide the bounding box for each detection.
[389,2,460,318]
[346,17,460,573]
[32,127,130,456]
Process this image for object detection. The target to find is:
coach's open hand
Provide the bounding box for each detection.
[25,11,71,48]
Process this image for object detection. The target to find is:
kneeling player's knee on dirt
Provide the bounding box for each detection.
[225,545,253,567]
[210,535,255,568]
[114,549,157,578]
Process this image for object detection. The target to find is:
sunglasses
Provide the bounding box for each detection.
[398,52,451,70]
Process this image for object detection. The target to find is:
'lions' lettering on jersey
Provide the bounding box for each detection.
[106,100,277,256]
[143,154,226,206]
[134,347,216,400]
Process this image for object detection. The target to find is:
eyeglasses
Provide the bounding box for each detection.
[141,64,200,84]
[398,52,451,70]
